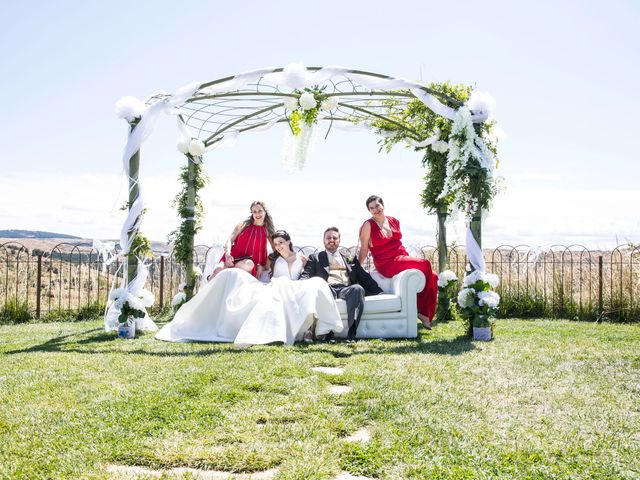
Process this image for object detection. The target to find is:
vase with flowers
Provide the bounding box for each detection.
[456,270,500,340]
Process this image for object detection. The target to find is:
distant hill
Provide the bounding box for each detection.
[0,230,171,255]
[0,229,82,239]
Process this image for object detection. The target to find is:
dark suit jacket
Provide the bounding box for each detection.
[300,251,383,296]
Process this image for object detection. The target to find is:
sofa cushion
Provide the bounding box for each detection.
[368,269,394,294]
[336,294,401,315]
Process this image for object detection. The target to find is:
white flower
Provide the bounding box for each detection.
[437,270,457,288]
[283,97,299,111]
[188,139,205,156]
[478,290,500,309]
[171,292,187,307]
[137,289,155,308]
[457,288,476,309]
[193,266,203,277]
[299,92,317,111]
[485,273,500,288]
[109,287,126,302]
[320,96,339,112]
[114,291,134,310]
[115,96,146,122]
[177,138,190,154]
[431,140,449,153]
[127,295,145,312]
[463,270,484,287]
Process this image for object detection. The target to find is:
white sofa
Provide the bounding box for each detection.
[334,268,426,339]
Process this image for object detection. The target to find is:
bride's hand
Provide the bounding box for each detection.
[224,255,234,267]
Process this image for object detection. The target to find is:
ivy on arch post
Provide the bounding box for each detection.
[168,149,208,302]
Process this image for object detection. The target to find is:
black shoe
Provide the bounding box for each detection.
[324,331,336,344]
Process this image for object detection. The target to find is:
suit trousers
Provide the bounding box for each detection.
[330,284,365,334]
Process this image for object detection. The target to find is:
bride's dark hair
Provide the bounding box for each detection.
[269,230,295,278]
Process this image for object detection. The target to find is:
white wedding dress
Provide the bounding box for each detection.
[155,254,343,346]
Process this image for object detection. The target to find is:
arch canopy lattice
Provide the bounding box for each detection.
[126,64,491,156]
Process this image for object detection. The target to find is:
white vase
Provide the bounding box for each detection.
[117,319,136,339]
[473,326,492,341]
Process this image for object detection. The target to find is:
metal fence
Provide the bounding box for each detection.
[1,241,639,322]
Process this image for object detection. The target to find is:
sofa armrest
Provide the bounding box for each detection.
[391,269,426,297]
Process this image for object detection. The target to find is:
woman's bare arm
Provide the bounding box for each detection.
[358,221,371,264]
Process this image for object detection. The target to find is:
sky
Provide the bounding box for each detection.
[1,0,638,250]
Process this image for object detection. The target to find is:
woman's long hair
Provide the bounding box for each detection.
[241,200,275,238]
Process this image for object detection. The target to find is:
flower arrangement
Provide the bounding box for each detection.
[109,288,154,325]
[282,86,339,136]
[177,138,206,157]
[457,270,500,337]
[435,270,459,322]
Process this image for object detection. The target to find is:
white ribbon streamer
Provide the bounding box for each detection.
[466,225,486,272]
[407,127,441,148]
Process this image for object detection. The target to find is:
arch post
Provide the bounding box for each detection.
[127,121,140,284]
[436,208,448,273]
[183,155,198,300]
[470,210,482,272]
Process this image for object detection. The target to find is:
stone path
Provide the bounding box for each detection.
[311,366,345,375]
[328,385,352,395]
[344,427,371,443]
[334,473,376,480]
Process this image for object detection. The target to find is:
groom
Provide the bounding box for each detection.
[301,227,382,341]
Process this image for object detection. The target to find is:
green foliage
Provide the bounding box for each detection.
[376,81,471,153]
[435,277,460,323]
[0,297,32,324]
[117,300,145,324]
[289,109,301,135]
[287,85,328,136]
[168,161,209,265]
[128,231,153,260]
[373,82,471,215]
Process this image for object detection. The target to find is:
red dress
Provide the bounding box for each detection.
[367,217,438,320]
[224,224,268,277]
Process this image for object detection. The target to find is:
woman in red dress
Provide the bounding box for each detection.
[358,195,438,329]
[211,200,275,279]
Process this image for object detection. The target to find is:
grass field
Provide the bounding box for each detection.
[0,319,638,479]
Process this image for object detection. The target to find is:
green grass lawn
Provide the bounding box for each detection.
[1,319,639,479]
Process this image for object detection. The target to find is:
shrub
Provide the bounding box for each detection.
[0,297,33,324]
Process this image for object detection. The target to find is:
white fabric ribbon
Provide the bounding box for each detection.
[407,127,441,148]
[92,239,117,272]
[466,225,486,272]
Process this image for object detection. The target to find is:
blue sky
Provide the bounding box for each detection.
[1,0,638,248]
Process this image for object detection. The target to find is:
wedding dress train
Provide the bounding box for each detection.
[155,255,343,346]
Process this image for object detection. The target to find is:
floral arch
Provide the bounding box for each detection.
[110,63,499,331]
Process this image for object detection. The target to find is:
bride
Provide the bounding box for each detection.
[155,230,343,346]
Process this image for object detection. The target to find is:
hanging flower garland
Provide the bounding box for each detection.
[438,106,500,218]
[281,87,339,171]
